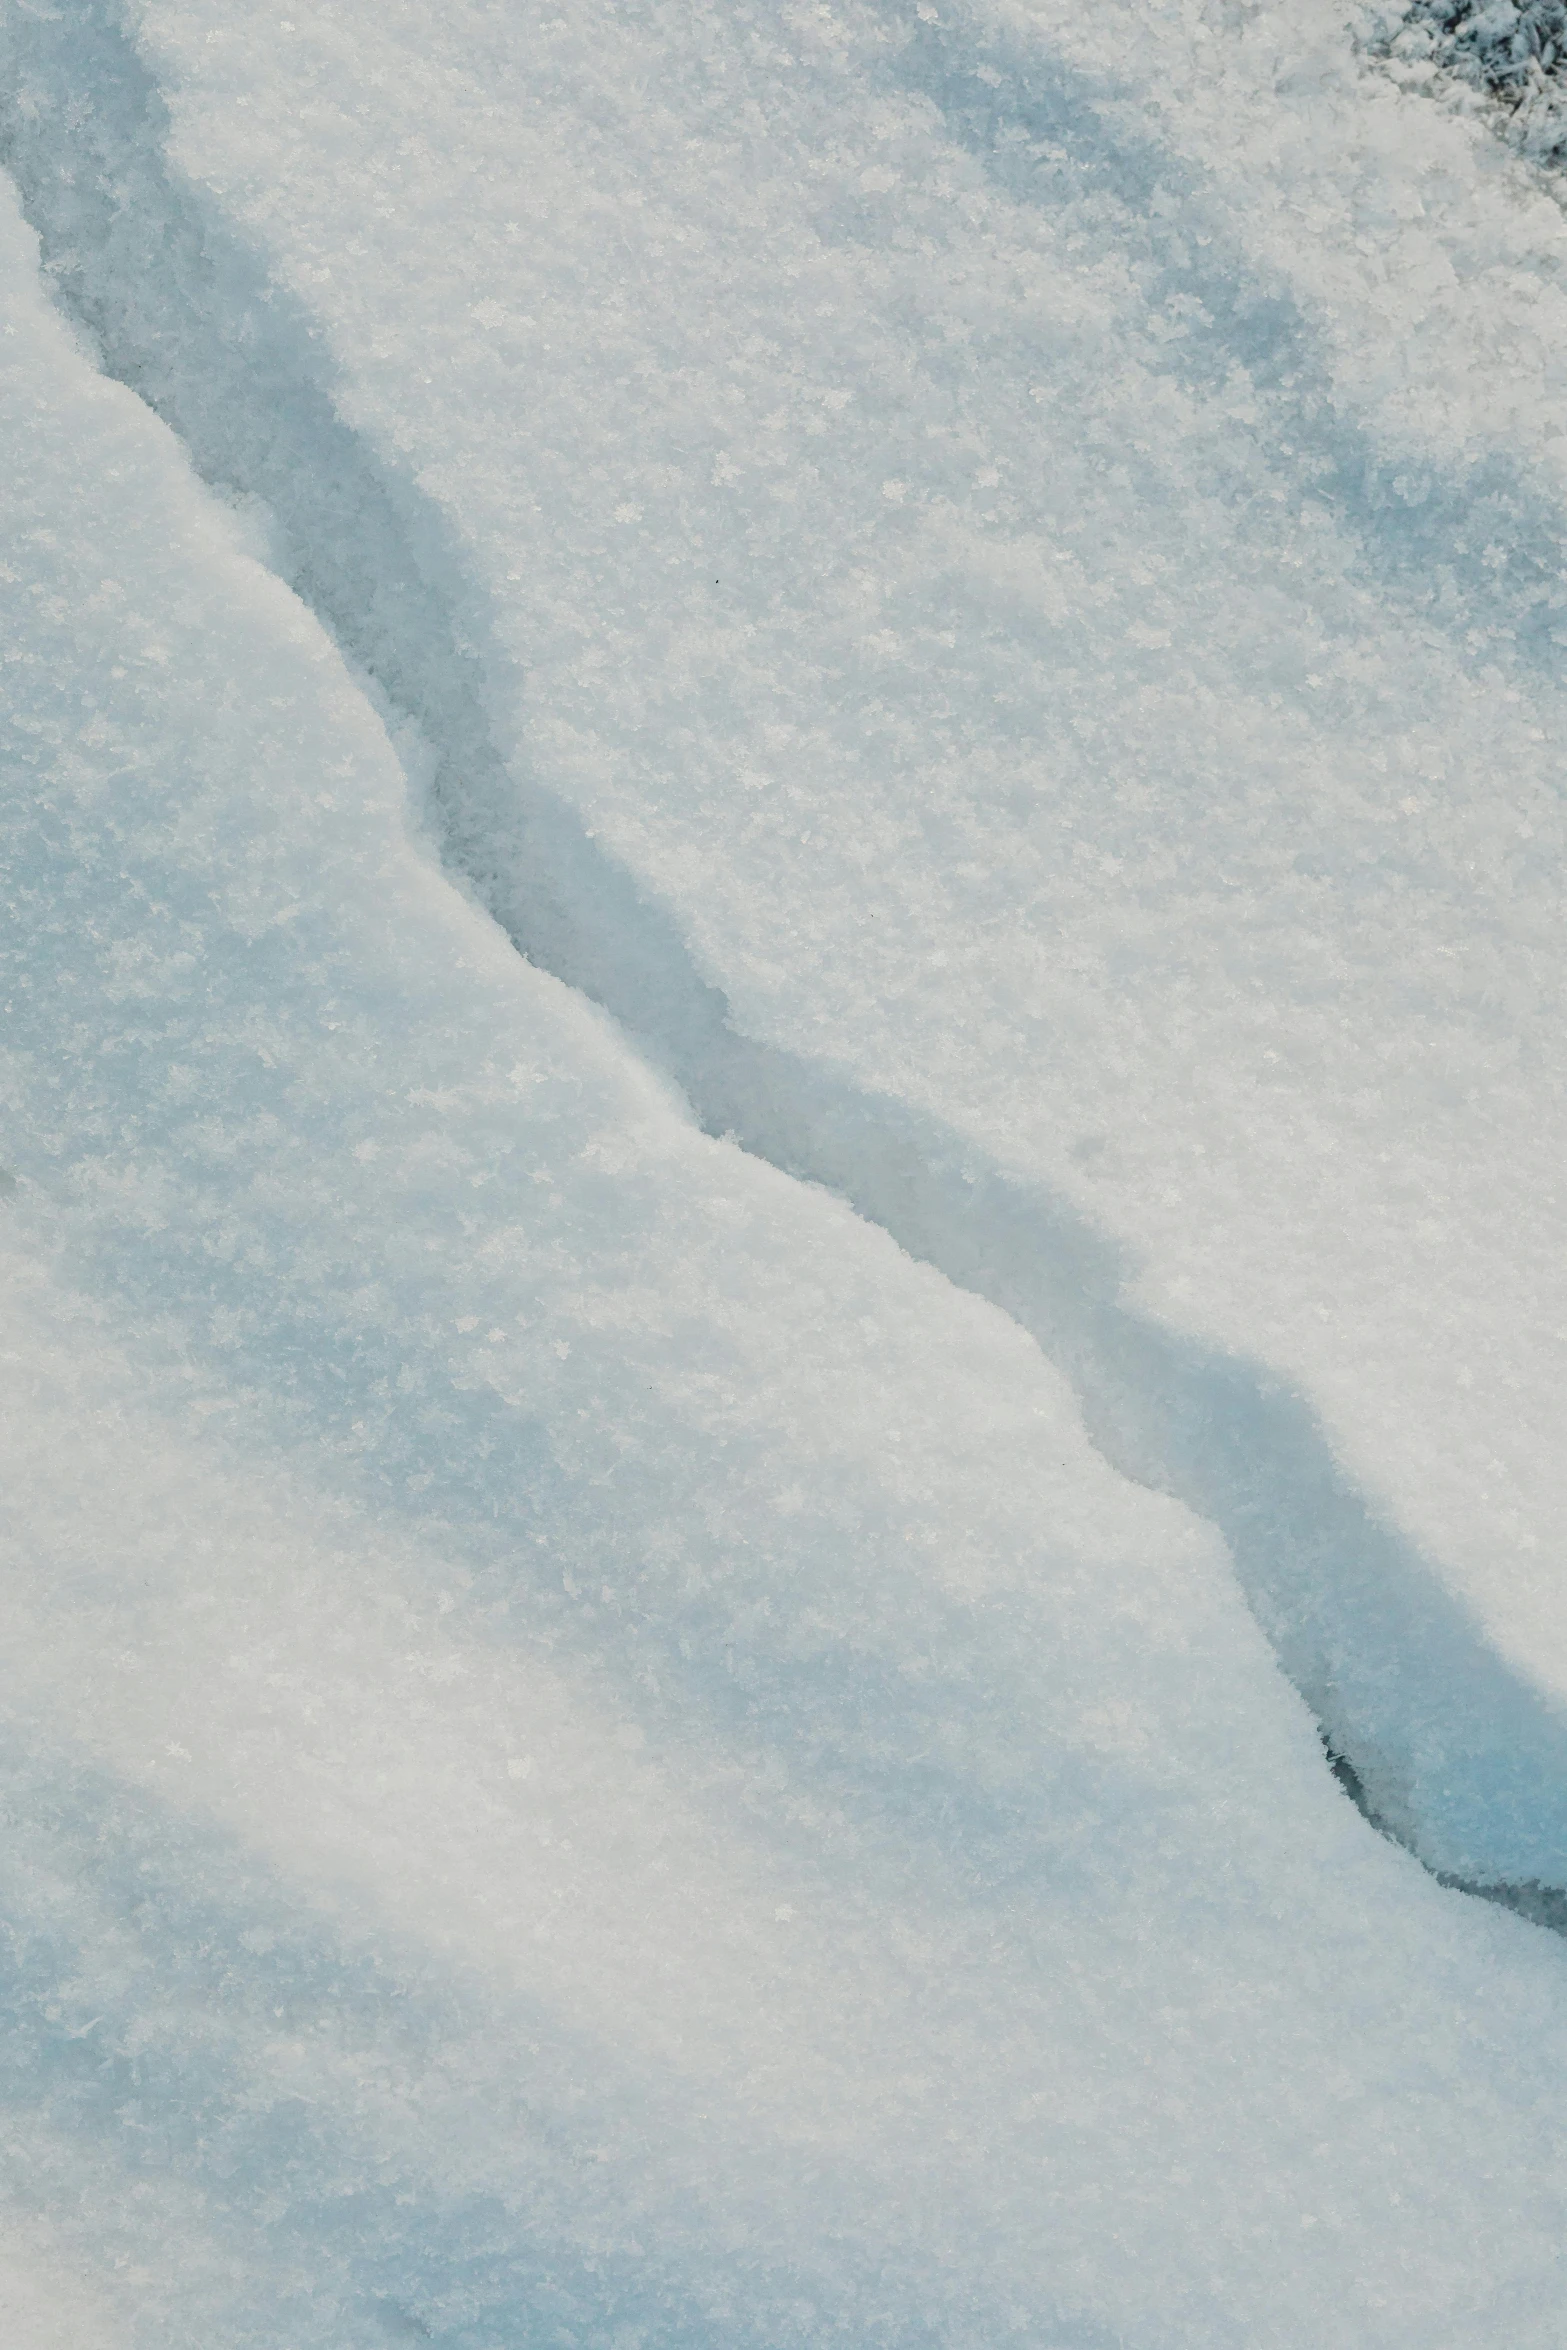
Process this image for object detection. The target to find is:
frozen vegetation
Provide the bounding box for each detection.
[3,0,1567,2342]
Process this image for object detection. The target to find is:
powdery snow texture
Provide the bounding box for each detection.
[1,4,1567,2345]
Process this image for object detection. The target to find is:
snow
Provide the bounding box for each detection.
[0,2224,124,2350]
[3,0,1567,2341]
[1389,1,1567,169]
[10,0,1565,1884]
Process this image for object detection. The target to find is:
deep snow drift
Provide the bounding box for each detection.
[3,2,1567,2344]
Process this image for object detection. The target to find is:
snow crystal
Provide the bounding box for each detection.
[1390,0,1567,165]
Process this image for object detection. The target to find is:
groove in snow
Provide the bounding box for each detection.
[3,0,1566,1924]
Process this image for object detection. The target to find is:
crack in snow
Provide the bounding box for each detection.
[4,0,1565,1931]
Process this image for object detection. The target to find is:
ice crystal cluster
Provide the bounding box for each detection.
[1391,0,1567,161]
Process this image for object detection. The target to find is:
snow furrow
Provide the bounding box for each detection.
[4,0,1565,1919]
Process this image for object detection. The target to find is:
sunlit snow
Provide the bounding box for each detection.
[3,3,1567,2344]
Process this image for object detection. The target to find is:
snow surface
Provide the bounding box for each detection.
[3,0,1567,2342]
[7,0,1567,1881]
[1391,2,1567,169]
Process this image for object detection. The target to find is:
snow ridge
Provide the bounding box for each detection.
[5,0,1567,1918]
